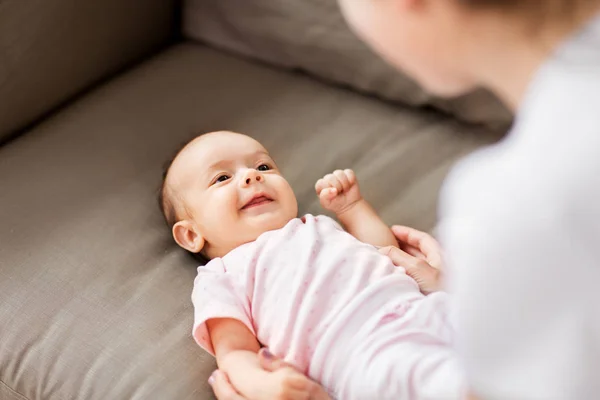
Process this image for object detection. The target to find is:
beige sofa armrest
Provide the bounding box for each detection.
[0,0,178,143]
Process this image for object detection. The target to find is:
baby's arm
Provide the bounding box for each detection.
[207,318,265,398]
[207,318,311,400]
[315,169,397,248]
[337,197,398,248]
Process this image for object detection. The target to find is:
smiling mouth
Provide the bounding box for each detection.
[242,195,273,210]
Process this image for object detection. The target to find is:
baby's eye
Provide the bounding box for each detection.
[257,164,271,171]
[214,174,230,184]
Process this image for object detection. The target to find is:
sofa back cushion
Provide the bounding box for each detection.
[182,0,511,129]
[0,0,177,144]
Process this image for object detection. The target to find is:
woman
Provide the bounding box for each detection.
[210,0,600,398]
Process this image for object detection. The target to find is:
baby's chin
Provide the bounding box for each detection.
[244,212,296,237]
[211,215,294,258]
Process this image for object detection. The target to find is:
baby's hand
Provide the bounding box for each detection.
[315,169,362,215]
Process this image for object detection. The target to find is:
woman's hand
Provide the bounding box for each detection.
[380,226,445,295]
[391,225,443,269]
[209,348,332,400]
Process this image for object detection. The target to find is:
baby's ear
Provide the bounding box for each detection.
[172,220,205,253]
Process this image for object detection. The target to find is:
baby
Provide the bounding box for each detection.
[159,131,463,400]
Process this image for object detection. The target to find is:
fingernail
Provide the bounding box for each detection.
[261,348,274,360]
[208,371,217,386]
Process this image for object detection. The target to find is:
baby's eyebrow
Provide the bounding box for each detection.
[243,150,272,163]
[253,150,270,157]
[207,159,231,170]
[200,160,231,183]
[204,150,272,173]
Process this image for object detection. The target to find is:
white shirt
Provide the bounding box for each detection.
[438,14,600,400]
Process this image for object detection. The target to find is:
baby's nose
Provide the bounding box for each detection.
[244,170,262,185]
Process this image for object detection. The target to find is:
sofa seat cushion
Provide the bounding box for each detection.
[0,42,500,399]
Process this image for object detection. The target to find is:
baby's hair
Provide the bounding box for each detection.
[158,132,220,228]
[158,140,189,229]
[158,135,210,264]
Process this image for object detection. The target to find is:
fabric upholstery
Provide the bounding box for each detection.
[0,0,177,143]
[0,43,501,399]
[182,0,512,129]
[0,382,27,400]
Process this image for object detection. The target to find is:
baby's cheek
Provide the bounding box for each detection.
[275,177,296,202]
[280,184,298,217]
[205,189,238,226]
[219,190,241,218]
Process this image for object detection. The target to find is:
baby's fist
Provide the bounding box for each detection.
[315,169,362,215]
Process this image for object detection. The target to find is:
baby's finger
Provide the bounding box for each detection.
[333,169,350,191]
[319,187,337,204]
[324,174,343,193]
[315,179,327,195]
[344,169,357,186]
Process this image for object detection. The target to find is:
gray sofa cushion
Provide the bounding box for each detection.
[0,0,176,144]
[183,0,512,129]
[0,42,500,399]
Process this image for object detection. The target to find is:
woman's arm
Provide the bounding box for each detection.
[439,166,600,398]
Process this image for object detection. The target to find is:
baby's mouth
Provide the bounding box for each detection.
[242,194,273,210]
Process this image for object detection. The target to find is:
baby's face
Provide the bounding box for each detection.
[168,131,298,258]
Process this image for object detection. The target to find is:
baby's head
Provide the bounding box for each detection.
[159,131,298,259]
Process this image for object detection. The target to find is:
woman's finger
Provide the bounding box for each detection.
[378,246,419,268]
[259,349,333,400]
[391,225,443,269]
[400,243,426,260]
[379,246,442,294]
[308,381,334,400]
[258,348,293,372]
[209,370,246,400]
[391,225,439,255]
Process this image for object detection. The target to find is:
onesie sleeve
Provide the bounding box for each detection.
[191,258,254,356]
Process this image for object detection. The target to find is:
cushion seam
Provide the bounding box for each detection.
[0,379,30,400]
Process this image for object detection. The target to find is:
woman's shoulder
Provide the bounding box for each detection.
[518,13,600,139]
